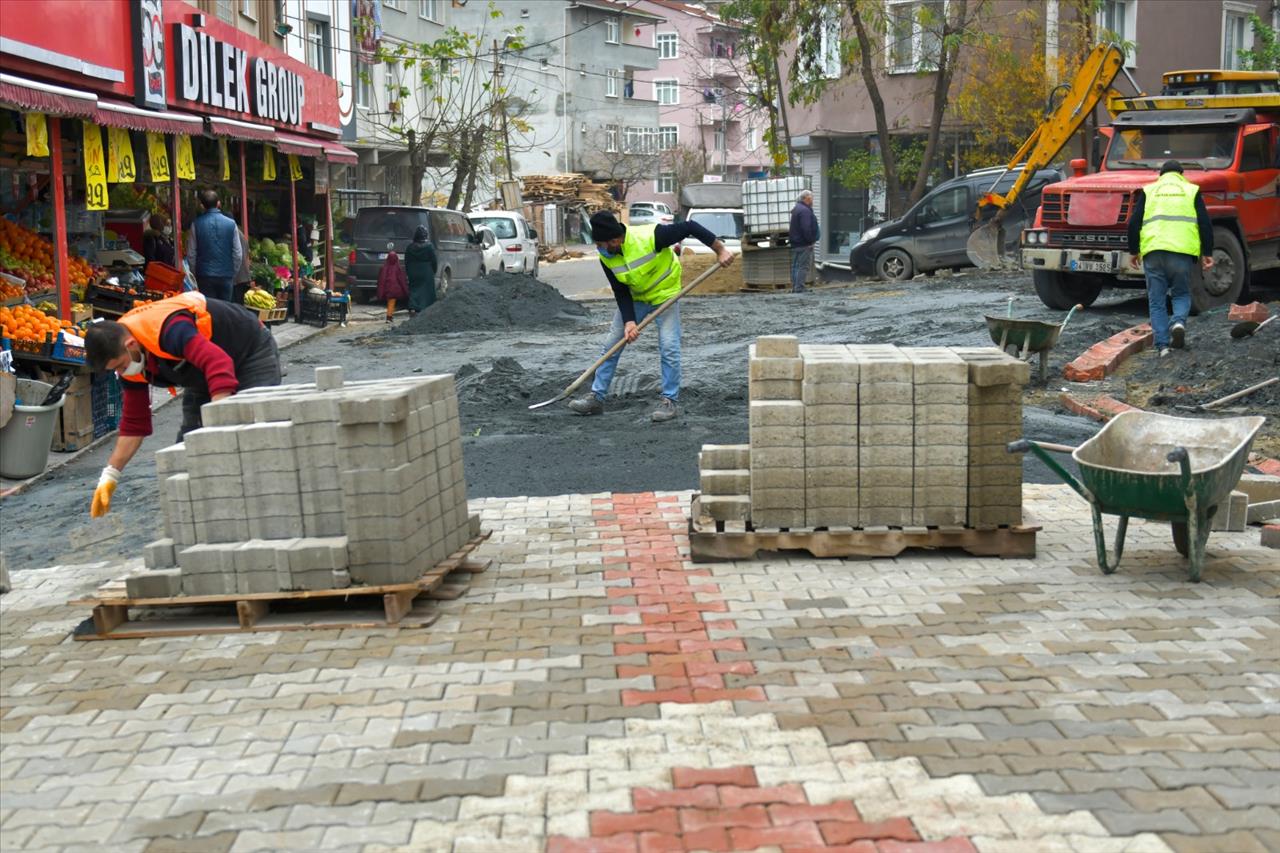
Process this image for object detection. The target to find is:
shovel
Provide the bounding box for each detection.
[39,372,75,406]
[529,262,726,411]
[1231,314,1275,339]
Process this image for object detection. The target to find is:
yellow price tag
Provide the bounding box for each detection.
[26,112,48,157]
[218,138,230,181]
[146,132,170,182]
[262,144,277,181]
[288,154,303,182]
[107,126,136,183]
[82,121,109,210]
[176,135,195,180]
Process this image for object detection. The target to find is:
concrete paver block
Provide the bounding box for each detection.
[1235,473,1280,503]
[700,469,750,496]
[702,495,751,522]
[143,538,177,570]
[1246,499,1280,524]
[754,335,799,358]
[1211,490,1249,532]
[1262,524,1280,548]
[314,365,344,390]
[125,569,183,599]
[700,444,750,469]
[749,379,802,401]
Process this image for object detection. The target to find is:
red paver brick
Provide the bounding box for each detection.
[636,832,682,853]
[622,688,695,706]
[680,827,734,852]
[729,822,824,849]
[768,801,861,824]
[820,818,921,844]
[618,663,686,679]
[672,766,758,789]
[718,783,807,807]
[633,785,720,812]
[679,805,771,832]
[1254,455,1280,477]
[1063,322,1152,381]
[547,834,640,853]
[1228,301,1269,323]
[877,840,978,853]
[677,638,745,653]
[782,844,877,853]
[591,808,679,836]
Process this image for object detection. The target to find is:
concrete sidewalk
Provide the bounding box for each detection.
[1,484,1276,852]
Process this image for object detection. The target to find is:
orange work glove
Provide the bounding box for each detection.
[90,465,120,518]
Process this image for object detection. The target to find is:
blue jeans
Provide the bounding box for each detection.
[591,301,681,402]
[197,276,234,302]
[1143,250,1192,348]
[791,244,814,292]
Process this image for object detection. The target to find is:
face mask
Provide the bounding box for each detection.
[163,226,172,236]
[121,352,145,377]
[597,247,616,258]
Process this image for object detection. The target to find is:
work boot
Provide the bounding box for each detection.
[1170,322,1186,349]
[651,397,678,423]
[568,394,604,415]
[1159,347,1171,358]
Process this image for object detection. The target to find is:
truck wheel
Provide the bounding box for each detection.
[437,268,452,298]
[876,249,914,281]
[1192,227,1245,313]
[1032,270,1102,311]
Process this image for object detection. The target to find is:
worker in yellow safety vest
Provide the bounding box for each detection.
[568,211,733,423]
[1126,160,1214,356]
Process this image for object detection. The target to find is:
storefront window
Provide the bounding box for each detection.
[827,137,871,256]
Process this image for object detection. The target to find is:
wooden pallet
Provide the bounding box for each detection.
[688,495,1038,561]
[742,231,798,251]
[69,531,492,640]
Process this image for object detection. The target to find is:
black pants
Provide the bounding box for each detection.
[178,326,282,440]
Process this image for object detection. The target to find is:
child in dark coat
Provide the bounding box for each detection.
[375,242,410,323]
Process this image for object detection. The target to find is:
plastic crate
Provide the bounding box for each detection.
[327,294,350,325]
[298,292,329,328]
[143,262,185,295]
[6,335,55,359]
[91,371,123,438]
[52,338,87,364]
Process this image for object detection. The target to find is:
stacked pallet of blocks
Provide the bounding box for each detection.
[699,337,1028,530]
[126,366,472,598]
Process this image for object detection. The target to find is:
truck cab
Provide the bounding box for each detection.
[1022,72,1279,312]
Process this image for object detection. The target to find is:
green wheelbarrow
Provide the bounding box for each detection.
[1009,411,1266,582]
[984,303,1082,383]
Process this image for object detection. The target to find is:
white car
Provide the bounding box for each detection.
[467,211,540,275]
[474,225,504,276]
[683,208,744,254]
[627,201,674,226]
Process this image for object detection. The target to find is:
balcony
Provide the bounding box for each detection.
[606,42,660,72]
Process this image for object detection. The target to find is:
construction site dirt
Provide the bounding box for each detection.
[4,269,1275,572]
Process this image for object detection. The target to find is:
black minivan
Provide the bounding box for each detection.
[850,166,1063,280]
[348,206,484,301]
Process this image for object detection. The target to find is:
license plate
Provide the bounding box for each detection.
[377,253,388,260]
[1070,259,1112,273]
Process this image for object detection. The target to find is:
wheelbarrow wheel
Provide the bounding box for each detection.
[1171,522,1190,557]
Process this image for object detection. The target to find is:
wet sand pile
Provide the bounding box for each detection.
[392,272,589,334]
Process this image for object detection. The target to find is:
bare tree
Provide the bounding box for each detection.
[580,127,660,199]
[661,143,706,204]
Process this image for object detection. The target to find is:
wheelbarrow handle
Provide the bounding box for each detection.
[1008,438,1092,503]
[1167,446,1194,495]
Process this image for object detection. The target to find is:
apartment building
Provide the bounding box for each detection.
[788,0,1279,266]
[631,0,770,209]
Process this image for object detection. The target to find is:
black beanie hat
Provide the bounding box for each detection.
[590,211,626,241]
[1160,160,1184,175]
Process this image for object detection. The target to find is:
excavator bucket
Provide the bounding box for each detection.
[966,220,1009,270]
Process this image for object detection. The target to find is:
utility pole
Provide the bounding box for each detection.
[720,93,728,178]
[493,39,514,182]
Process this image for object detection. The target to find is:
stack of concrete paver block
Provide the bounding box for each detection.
[849,345,914,527]
[748,336,806,528]
[126,366,471,599]
[951,347,1030,528]
[698,444,751,522]
[800,344,859,528]
[903,347,969,527]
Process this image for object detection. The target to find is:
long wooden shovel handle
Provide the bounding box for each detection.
[1202,376,1279,410]
[529,262,725,409]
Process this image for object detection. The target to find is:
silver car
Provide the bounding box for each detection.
[627,201,674,226]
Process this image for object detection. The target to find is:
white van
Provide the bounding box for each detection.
[467,211,540,275]
[683,208,744,255]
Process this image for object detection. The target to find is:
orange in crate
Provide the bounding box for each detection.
[144,262,185,295]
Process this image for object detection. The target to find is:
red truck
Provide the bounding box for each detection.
[1020,71,1280,311]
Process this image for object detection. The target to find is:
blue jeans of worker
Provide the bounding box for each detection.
[197,275,234,302]
[791,244,813,293]
[590,300,682,402]
[1143,250,1192,349]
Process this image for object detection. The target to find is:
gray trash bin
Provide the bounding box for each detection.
[0,378,66,480]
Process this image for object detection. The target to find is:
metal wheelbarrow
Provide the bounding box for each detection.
[984,303,1081,383]
[1009,411,1266,582]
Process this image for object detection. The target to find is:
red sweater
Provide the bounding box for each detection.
[117,315,237,437]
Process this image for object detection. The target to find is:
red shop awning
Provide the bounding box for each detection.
[0,73,97,118]
[273,131,325,157]
[207,116,276,142]
[95,100,204,135]
[322,141,358,165]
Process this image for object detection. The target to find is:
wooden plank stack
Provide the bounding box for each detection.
[520,173,620,212]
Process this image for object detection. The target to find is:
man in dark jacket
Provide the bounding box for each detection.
[186,189,242,302]
[789,190,818,293]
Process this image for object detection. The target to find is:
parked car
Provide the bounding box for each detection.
[467,211,539,275]
[348,206,484,301]
[850,166,1064,280]
[474,225,503,276]
[628,201,674,226]
[682,208,744,255]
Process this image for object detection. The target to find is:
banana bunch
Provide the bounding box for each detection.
[243,289,277,311]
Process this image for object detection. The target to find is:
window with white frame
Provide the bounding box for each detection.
[658,125,678,150]
[746,124,758,150]
[606,68,619,97]
[656,172,675,194]
[241,0,256,19]
[1096,0,1137,66]
[656,32,678,59]
[419,0,439,21]
[606,125,619,153]
[817,7,841,78]
[214,0,234,22]
[355,61,373,107]
[654,79,679,105]
[605,17,620,44]
[1222,2,1255,69]
[887,0,945,72]
[383,0,402,10]
[624,126,657,154]
[306,18,332,76]
[713,128,725,151]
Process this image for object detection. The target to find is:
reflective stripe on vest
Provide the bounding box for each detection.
[117,292,215,385]
[1139,173,1201,257]
[600,224,682,305]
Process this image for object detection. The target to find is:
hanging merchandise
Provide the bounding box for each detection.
[262,143,277,181]
[175,135,195,180]
[288,154,303,182]
[218,138,230,181]
[107,126,137,183]
[82,122,109,210]
[25,112,48,157]
[146,132,170,182]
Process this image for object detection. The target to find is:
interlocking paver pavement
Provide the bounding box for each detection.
[2,485,1278,852]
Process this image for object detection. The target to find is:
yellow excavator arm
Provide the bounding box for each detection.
[967,43,1141,268]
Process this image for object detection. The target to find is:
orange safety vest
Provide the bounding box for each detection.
[117,292,214,385]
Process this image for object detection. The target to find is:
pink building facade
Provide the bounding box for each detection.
[629,0,771,209]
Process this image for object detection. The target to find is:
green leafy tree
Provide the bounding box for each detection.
[1239,14,1280,71]
[717,0,797,172]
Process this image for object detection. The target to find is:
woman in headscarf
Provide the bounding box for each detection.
[142,213,175,270]
[375,241,409,323]
[405,225,438,316]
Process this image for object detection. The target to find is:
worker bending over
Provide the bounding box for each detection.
[570,211,734,423]
[83,292,282,517]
